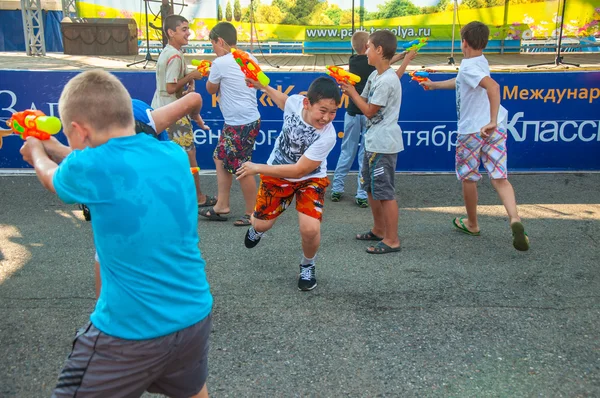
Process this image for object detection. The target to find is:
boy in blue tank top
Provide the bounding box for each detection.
[19,70,213,398]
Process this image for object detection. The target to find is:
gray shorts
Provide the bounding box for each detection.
[360,151,398,201]
[52,314,212,398]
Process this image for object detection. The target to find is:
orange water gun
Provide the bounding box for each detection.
[409,69,435,90]
[191,59,211,77]
[231,48,270,87]
[326,65,361,86]
[2,110,62,148]
[190,167,200,174]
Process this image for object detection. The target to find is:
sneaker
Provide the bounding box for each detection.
[331,192,342,202]
[298,264,317,291]
[244,228,262,249]
[355,198,369,208]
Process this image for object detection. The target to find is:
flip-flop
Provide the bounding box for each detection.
[511,221,530,251]
[356,230,383,241]
[198,195,217,207]
[199,206,229,221]
[452,217,481,236]
[366,241,401,254]
[233,214,252,227]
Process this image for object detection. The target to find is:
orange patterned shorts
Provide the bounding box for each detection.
[253,175,330,221]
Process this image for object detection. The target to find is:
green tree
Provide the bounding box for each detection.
[375,0,421,19]
[254,4,286,24]
[234,0,242,21]
[325,5,342,25]
[272,0,292,14]
[218,4,223,20]
[226,0,232,21]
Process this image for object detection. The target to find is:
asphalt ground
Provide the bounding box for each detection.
[1,173,599,397]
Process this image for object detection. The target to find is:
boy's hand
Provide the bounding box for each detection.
[419,80,435,90]
[245,77,265,91]
[20,137,44,166]
[187,70,204,81]
[480,121,497,139]
[41,136,70,163]
[339,81,357,97]
[191,114,210,130]
[236,161,259,179]
[182,80,196,96]
[405,50,417,62]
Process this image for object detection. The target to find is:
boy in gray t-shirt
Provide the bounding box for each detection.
[341,30,413,255]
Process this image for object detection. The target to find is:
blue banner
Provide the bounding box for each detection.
[1,69,599,171]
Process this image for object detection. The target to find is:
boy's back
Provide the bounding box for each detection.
[209,52,260,124]
[347,54,375,115]
[362,69,404,154]
[456,54,508,134]
[53,133,212,340]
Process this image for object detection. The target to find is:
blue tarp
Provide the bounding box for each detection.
[0,10,64,52]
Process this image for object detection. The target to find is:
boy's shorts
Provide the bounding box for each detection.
[213,119,261,174]
[166,116,195,152]
[456,128,508,182]
[253,175,330,222]
[360,151,398,201]
[52,314,212,398]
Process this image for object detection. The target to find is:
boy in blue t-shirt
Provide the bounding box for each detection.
[19,70,213,398]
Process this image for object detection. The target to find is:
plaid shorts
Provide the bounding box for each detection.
[253,175,330,221]
[213,119,261,174]
[456,128,508,181]
[166,116,195,152]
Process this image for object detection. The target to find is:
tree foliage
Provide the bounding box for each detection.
[234,0,242,21]
[225,0,232,21]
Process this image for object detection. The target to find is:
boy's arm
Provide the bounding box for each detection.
[478,76,501,138]
[395,50,417,78]
[246,78,287,111]
[20,138,58,193]
[166,70,202,95]
[235,156,320,180]
[421,78,456,90]
[206,80,220,95]
[390,51,408,65]
[339,82,381,118]
[151,92,204,132]
[41,137,72,163]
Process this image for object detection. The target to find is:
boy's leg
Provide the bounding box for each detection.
[455,134,483,234]
[331,113,361,200]
[245,175,294,248]
[482,128,529,250]
[210,157,233,215]
[367,193,386,238]
[380,199,400,248]
[239,174,258,217]
[94,257,101,299]
[294,177,329,291]
[166,117,213,206]
[355,114,368,205]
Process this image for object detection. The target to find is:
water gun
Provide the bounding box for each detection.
[2,110,62,148]
[409,69,435,90]
[191,167,200,174]
[403,38,428,52]
[231,48,270,88]
[191,59,211,77]
[326,65,361,86]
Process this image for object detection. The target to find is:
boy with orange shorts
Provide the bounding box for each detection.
[236,76,341,291]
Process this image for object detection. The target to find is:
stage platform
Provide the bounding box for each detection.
[1,51,600,72]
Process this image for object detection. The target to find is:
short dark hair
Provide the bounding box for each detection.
[369,30,396,60]
[307,77,341,106]
[209,22,237,46]
[461,21,490,50]
[164,15,188,37]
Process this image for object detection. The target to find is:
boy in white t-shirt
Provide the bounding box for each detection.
[235,77,341,291]
[200,22,261,226]
[421,21,529,251]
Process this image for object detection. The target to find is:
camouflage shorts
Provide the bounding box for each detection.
[166,116,195,152]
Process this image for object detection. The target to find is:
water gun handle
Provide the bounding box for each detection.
[191,59,211,77]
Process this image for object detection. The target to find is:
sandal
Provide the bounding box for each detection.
[366,241,401,254]
[452,217,480,236]
[511,221,530,251]
[356,230,383,241]
[199,206,229,221]
[233,214,252,227]
[198,195,217,207]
